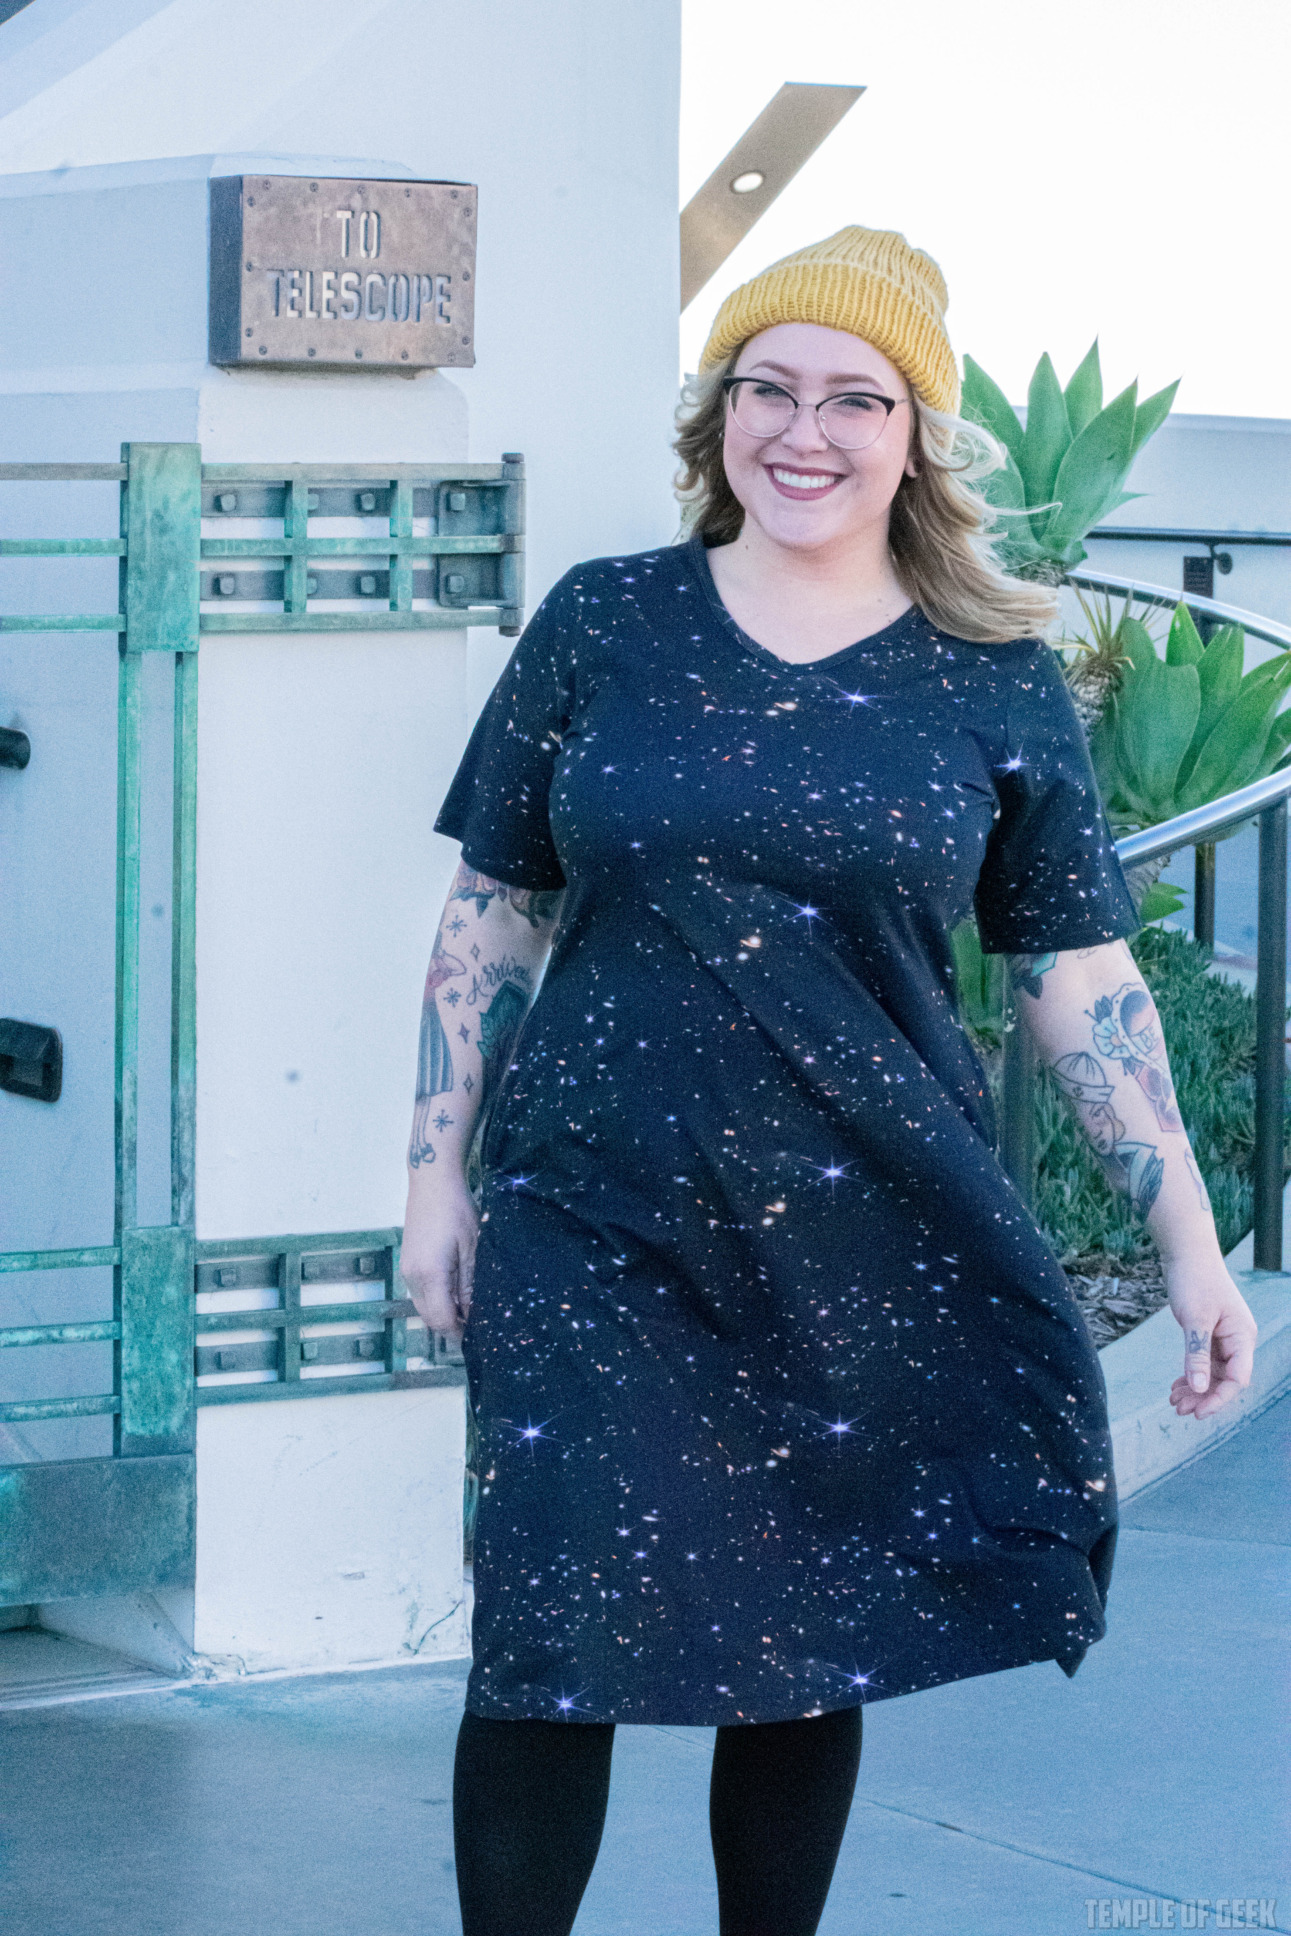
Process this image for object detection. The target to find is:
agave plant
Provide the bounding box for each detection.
[1063,585,1162,736]
[1088,603,1291,919]
[1090,604,1291,827]
[962,342,1179,582]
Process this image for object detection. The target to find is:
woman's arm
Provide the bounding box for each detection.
[1008,937,1257,1418]
[401,859,563,1338]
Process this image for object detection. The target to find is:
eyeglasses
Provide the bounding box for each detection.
[722,376,908,452]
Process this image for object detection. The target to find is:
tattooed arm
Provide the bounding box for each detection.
[401,860,564,1337]
[1008,938,1257,1420]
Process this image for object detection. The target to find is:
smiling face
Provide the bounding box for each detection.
[722,323,919,559]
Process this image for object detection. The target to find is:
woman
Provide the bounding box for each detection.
[402,226,1257,1936]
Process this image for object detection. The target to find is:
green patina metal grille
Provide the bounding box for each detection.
[0,446,512,1603]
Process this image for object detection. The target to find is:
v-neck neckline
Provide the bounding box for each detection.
[687,531,926,675]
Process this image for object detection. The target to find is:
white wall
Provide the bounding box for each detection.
[0,0,683,622]
[1084,414,1291,632]
[0,0,681,1670]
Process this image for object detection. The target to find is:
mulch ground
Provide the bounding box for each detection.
[1063,1252,1169,1347]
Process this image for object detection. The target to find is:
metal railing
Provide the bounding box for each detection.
[1066,567,1291,654]
[999,700,1291,1274]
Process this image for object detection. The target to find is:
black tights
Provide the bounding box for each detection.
[453,1704,863,1936]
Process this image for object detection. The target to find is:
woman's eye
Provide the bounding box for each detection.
[750,382,787,399]
[834,393,883,414]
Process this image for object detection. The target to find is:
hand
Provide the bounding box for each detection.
[400,1168,479,1342]
[1163,1251,1258,1420]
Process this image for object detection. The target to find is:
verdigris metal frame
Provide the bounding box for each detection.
[0,445,516,1605]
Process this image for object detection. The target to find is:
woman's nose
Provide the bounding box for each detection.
[778,403,832,456]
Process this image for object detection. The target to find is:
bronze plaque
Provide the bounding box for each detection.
[209,174,477,370]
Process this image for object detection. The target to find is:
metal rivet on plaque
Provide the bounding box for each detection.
[301,1341,319,1361]
[357,1255,375,1275]
[448,491,467,512]
[214,1265,239,1287]
[445,573,465,594]
[259,346,267,355]
[358,491,376,512]
[308,348,316,358]
[359,574,377,596]
[355,349,363,359]
[306,575,318,595]
[216,576,237,597]
[217,492,238,513]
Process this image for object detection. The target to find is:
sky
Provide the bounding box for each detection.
[680,0,1291,419]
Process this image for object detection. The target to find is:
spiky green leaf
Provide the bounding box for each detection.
[1265,708,1291,770]
[1044,382,1139,557]
[978,446,1046,565]
[1237,648,1291,698]
[1020,353,1072,525]
[1063,340,1103,438]
[1184,623,1244,775]
[1176,654,1291,809]
[1114,653,1200,819]
[1130,379,1180,457]
[1166,603,1205,666]
[1138,878,1186,924]
[1119,616,1160,677]
[961,354,1024,466]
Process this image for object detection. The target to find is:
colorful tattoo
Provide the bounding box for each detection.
[1088,982,1183,1133]
[450,869,564,928]
[477,980,529,1118]
[1050,1049,1164,1218]
[409,936,466,1166]
[1007,952,1058,999]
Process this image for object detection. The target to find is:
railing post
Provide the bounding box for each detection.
[1194,842,1216,952]
[999,1000,1036,1212]
[115,442,201,1457]
[1253,800,1287,1270]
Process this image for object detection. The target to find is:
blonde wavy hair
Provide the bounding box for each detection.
[673,352,1059,646]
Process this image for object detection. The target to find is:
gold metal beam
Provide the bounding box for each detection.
[680,81,864,312]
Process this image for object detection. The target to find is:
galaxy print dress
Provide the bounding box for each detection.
[433,533,1140,1727]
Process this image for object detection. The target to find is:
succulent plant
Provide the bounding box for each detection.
[962,342,1179,582]
[1089,604,1291,828]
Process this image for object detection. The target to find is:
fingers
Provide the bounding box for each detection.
[401,1252,469,1340]
[1182,1320,1212,1394]
[1168,1303,1257,1418]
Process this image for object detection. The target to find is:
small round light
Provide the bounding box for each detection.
[731,170,765,195]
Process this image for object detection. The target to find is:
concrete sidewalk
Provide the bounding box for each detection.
[1,1394,1287,1936]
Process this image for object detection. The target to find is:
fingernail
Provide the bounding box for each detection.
[1190,1372,1208,1391]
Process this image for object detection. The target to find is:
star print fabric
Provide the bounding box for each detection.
[433,535,1140,1726]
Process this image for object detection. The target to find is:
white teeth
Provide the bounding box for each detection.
[771,468,837,490]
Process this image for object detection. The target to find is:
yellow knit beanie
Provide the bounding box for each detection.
[699,225,960,417]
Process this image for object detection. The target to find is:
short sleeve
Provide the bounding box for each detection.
[973,642,1139,955]
[433,576,578,891]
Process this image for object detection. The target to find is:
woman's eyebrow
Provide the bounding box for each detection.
[742,361,891,390]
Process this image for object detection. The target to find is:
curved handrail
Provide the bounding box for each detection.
[1114,768,1291,869]
[1066,567,1291,654]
